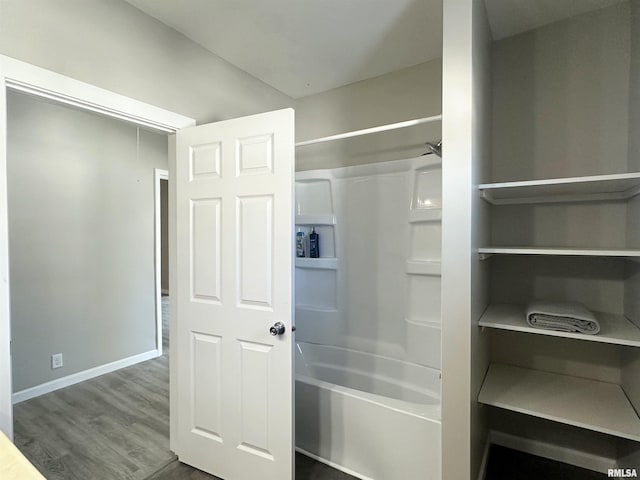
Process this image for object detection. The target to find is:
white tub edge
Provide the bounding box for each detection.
[295,373,441,424]
[296,447,374,480]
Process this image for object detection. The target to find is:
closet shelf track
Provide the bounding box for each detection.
[295,114,442,147]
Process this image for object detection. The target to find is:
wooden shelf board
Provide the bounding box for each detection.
[479,247,640,257]
[295,257,338,270]
[479,304,640,347]
[479,172,640,205]
[478,364,640,442]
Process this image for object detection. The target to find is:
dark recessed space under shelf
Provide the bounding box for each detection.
[485,445,608,480]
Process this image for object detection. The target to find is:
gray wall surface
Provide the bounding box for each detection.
[0,0,296,394]
[8,91,167,392]
[491,2,630,182]
[294,60,442,171]
[0,0,293,124]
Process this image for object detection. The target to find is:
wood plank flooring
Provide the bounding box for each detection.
[13,297,355,480]
[147,453,356,480]
[13,297,174,480]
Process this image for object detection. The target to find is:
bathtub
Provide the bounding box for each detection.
[295,342,441,480]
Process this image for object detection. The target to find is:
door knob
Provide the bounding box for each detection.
[269,322,286,336]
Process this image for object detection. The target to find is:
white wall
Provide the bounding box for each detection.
[441,0,492,478]
[0,0,293,123]
[7,91,167,392]
[294,60,442,171]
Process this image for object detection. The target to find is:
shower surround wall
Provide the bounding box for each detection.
[294,156,442,479]
[295,156,442,370]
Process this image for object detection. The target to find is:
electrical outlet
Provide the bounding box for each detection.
[51,353,63,369]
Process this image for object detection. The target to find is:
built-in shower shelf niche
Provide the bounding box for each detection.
[479,304,640,347]
[295,267,337,311]
[405,318,441,370]
[412,164,442,210]
[409,208,442,223]
[295,178,334,215]
[407,275,441,324]
[406,260,441,276]
[295,214,336,226]
[478,363,640,442]
[295,258,338,270]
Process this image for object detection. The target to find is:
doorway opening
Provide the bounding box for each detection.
[8,90,176,478]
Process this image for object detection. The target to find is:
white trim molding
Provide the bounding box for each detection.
[0,56,195,133]
[488,430,617,475]
[12,350,161,404]
[154,168,169,356]
[0,54,196,440]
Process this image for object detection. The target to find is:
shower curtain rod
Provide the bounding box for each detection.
[294,114,442,147]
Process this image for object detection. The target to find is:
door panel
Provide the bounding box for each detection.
[191,198,221,302]
[237,195,273,308]
[174,109,294,480]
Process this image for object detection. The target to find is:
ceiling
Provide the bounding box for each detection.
[124,0,627,99]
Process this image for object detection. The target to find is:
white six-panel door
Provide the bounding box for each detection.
[174,109,295,480]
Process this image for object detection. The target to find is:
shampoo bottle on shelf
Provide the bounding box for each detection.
[296,230,306,257]
[309,227,320,258]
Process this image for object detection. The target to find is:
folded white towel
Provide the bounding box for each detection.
[526,301,600,335]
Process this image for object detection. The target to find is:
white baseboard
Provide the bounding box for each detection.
[12,349,161,404]
[489,430,617,474]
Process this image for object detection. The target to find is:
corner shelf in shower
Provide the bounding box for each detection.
[406,260,441,276]
[295,258,338,270]
[295,214,336,226]
[478,363,640,442]
[409,208,441,223]
[479,172,640,205]
[479,304,640,347]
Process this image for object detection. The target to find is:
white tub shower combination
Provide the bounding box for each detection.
[294,157,442,480]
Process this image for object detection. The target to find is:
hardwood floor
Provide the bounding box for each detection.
[13,297,355,480]
[147,454,357,480]
[13,297,174,480]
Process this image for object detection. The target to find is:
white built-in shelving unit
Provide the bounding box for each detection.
[444,1,640,478]
[479,172,640,205]
[477,170,640,445]
[479,304,640,347]
[479,364,640,442]
[477,169,640,462]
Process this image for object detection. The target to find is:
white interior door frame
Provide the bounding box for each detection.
[0,54,196,440]
[154,168,169,356]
